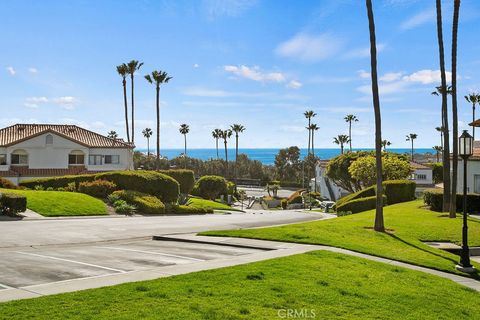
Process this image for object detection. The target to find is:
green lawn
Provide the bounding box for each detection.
[202,200,480,277]
[0,188,107,217]
[187,197,243,212]
[1,251,479,319]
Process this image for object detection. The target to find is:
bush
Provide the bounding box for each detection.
[194,175,228,200]
[383,180,416,204]
[336,186,376,208]
[78,180,118,198]
[0,177,17,189]
[111,190,165,214]
[113,200,135,215]
[107,192,121,204]
[20,174,95,189]
[424,188,480,213]
[336,195,387,214]
[226,181,236,195]
[287,189,306,204]
[170,205,213,214]
[158,169,195,194]
[0,193,27,215]
[95,171,179,203]
[281,199,288,209]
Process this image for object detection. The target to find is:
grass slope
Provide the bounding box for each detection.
[0,188,107,216]
[187,197,242,211]
[202,200,480,276]
[1,251,479,319]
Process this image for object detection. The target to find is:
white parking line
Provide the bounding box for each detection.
[14,252,126,273]
[96,246,205,262]
[0,283,15,290]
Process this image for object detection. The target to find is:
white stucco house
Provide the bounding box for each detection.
[0,124,134,184]
[452,140,480,194]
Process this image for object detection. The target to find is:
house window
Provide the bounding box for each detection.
[68,154,85,165]
[45,134,53,145]
[11,150,28,165]
[0,154,6,165]
[416,174,427,180]
[474,175,480,194]
[89,155,102,165]
[104,155,120,164]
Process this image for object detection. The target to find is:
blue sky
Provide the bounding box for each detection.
[1,0,480,150]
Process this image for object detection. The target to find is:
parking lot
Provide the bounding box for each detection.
[0,239,264,290]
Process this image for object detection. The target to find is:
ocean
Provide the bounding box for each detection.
[136,148,434,165]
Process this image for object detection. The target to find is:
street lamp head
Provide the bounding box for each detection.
[459,130,474,157]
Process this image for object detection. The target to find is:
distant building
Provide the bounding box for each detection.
[0,124,134,184]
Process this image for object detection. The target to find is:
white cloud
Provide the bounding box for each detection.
[357,70,370,79]
[380,72,404,82]
[286,80,302,89]
[6,66,16,76]
[275,33,343,62]
[402,69,452,84]
[343,43,386,59]
[53,96,78,109]
[24,96,48,108]
[203,0,257,18]
[399,8,435,31]
[357,81,409,95]
[224,65,286,82]
[28,67,38,74]
[23,96,78,110]
[193,63,199,68]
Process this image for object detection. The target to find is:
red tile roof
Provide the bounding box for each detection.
[0,166,107,178]
[0,124,133,148]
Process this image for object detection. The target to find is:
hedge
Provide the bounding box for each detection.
[424,188,480,213]
[193,175,228,200]
[170,205,213,214]
[383,180,416,204]
[158,169,195,194]
[78,180,118,198]
[0,193,27,215]
[0,177,18,189]
[336,186,375,208]
[20,174,96,190]
[336,195,387,214]
[112,190,165,214]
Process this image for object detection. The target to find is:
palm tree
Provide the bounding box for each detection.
[433,145,443,163]
[304,110,316,154]
[179,124,190,168]
[116,63,130,143]
[142,128,153,156]
[366,0,384,232]
[145,70,172,169]
[450,0,461,218]
[309,124,319,157]
[406,133,417,161]
[435,0,451,213]
[344,114,358,151]
[212,129,222,159]
[231,124,246,187]
[107,130,118,140]
[435,126,444,151]
[465,93,480,140]
[126,60,144,144]
[221,129,232,177]
[381,140,391,151]
[333,135,349,154]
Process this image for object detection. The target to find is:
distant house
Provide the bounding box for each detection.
[452,140,480,194]
[409,161,434,193]
[0,124,134,184]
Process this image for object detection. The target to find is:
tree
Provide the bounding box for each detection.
[145,70,172,169]
[405,133,417,161]
[309,124,319,157]
[274,146,301,182]
[304,110,316,154]
[435,126,444,151]
[381,140,391,151]
[450,0,461,218]
[126,60,143,144]
[435,0,451,213]
[433,145,443,163]
[349,156,412,188]
[220,129,232,177]
[465,93,480,140]
[212,129,222,159]
[179,124,190,169]
[344,114,358,152]
[231,124,246,187]
[142,128,153,156]
[116,63,130,143]
[366,0,384,232]
[107,130,118,140]
[333,135,349,154]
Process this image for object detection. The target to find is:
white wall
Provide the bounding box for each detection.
[86,148,133,170]
[455,159,480,193]
[414,168,433,185]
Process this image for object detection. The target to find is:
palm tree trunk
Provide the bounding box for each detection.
[224,140,228,177]
[411,140,414,161]
[216,138,219,159]
[235,134,239,188]
[341,144,344,154]
[147,137,150,156]
[440,131,444,151]
[349,121,352,151]
[436,0,451,213]
[131,74,135,144]
[184,134,187,169]
[450,0,460,218]
[437,150,440,163]
[366,0,384,232]
[312,131,317,192]
[122,78,130,143]
[156,85,160,169]
[473,103,476,141]
[307,119,311,155]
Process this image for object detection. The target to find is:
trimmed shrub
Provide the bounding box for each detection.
[111,190,165,214]
[383,180,416,204]
[170,205,213,214]
[158,169,195,194]
[78,180,118,198]
[113,200,135,215]
[281,199,288,209]
[287,189,306,204]
[226,181,236,195]
[95,171,179,203]
[0,193,27,215]
[336,186,375,208]
[424,188,480,213]
[0,177,17,189]
[336,195,387,214]
[20,174,95,189]
[194,175,228,200]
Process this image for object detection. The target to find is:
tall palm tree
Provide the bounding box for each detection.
[179,124,190,168]
[107,130,118,140]
[333,135,349,154]
[465,93,480,140]
[231,124,246,187]
[221,129,232,177]
[381,140,391,151]
[212,129,222,159]
[145,70,172,169]
[433,145,443,163]
[126,60,144,144]
[116,63,130,143]
[450,0,461,218]
[344,114,358,151]
[366,0,384,232]
[304,110,316,154]
[309,124,319,157]
[406,133,418,161]
[142,128,153,156]
[435,0,451,213]
[435,126,444,151]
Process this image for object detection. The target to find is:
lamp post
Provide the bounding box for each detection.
[456,130,476,273]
